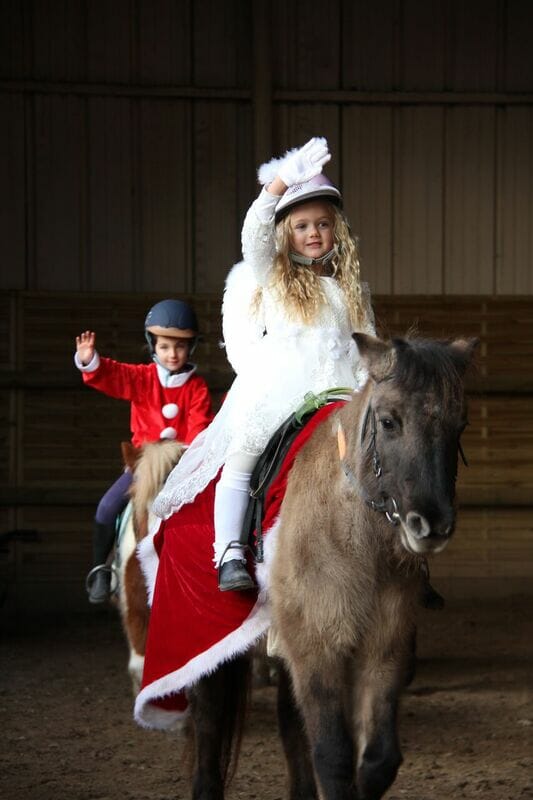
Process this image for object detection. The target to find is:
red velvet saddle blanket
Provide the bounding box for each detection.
[134,401,343,730]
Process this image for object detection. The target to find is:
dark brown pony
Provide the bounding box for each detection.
[185,333,477,800]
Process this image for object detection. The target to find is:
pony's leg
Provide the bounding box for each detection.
[288,656,357,800]
[276,661,319,800]
[354,663,404,800]
[188,655,250,800]
[122,552,150,693]
[354,607,416,799]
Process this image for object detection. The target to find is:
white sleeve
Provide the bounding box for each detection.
[74,351,100,372]
[241,188,280,287]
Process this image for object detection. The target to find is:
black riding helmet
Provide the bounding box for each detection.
[144,299,199,357]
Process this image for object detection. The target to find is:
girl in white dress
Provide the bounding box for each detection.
[152,137,375,590]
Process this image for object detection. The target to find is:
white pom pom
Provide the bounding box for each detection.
[160,427,177,440]
[162,403,179,419]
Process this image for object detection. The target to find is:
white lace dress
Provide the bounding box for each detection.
[152,189,375,520]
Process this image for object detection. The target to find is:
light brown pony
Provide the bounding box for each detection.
[116,440,185,693]
[185,333,477,800]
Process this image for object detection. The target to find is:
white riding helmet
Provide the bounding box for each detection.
[274,173,342,223]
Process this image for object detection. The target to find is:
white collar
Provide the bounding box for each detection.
[156,362,197,388]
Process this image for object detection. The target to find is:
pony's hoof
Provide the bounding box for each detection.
[218,560,255,592]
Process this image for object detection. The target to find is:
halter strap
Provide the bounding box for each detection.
[337,409,400,526]
[338,403,469,526]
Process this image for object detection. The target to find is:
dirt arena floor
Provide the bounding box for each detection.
[1,595,532,800]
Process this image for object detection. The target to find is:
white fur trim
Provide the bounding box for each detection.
[257,147,299,186]
[137,521,162,607]
[135,700,188,732]
[134,596,272,729]
[224,260,257,294]
[221,260,265,375]
[134,517,281,730]
[74,351,100,372]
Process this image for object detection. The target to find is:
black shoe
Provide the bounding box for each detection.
[87,568,111,604]
[218,559,255,592]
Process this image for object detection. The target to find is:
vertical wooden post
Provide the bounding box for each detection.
[252,0,272,168]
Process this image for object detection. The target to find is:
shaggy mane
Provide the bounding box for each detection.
[390,338,470,410]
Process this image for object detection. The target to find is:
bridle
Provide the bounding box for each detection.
[337,402,469,528]
[337,403,401,526]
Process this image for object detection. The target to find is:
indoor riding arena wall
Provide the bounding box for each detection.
[0,292,532,619]
[1,0,533,619]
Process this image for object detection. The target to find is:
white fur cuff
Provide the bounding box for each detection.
[257,147,300,186]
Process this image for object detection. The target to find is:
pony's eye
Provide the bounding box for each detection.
[380,417,395,431]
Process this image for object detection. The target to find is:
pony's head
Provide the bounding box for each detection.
[351,333,477,556]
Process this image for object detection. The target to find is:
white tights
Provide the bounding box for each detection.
[213,451,259,567]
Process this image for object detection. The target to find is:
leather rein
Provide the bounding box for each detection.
[337,403,468,528]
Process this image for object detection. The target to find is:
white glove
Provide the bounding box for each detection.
[278,137,331,187]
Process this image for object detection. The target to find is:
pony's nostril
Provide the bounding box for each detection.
[405,511,431,539]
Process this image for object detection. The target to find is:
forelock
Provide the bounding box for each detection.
[389,338,467,410]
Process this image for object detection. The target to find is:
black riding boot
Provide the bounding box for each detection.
[86,521,116,604]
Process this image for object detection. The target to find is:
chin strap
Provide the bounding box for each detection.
[289,247,336,267]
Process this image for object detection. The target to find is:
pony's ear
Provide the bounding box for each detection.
[449,337,479,373]
[121,440,139,470]
[352,333,395,381]
[450,337,479,359]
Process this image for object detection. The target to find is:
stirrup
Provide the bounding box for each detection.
[217,541,257,588]
[85,564,119,596]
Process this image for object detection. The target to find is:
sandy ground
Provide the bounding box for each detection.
[1,596,532,800]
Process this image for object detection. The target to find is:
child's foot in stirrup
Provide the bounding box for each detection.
[87,568,111,604]
[218,559,254,592]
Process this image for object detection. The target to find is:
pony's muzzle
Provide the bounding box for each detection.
[402,509,454,554]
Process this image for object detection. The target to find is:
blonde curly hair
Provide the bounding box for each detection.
[253,202,370,330]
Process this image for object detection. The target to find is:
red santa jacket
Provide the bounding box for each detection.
[80,355,213,447]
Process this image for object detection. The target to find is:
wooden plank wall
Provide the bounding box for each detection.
[1,0,533,296]
[0,289,229,617]
[1,291,532,617]
[374,297,533,597]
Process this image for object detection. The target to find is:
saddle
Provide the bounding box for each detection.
[242,388,352,562]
